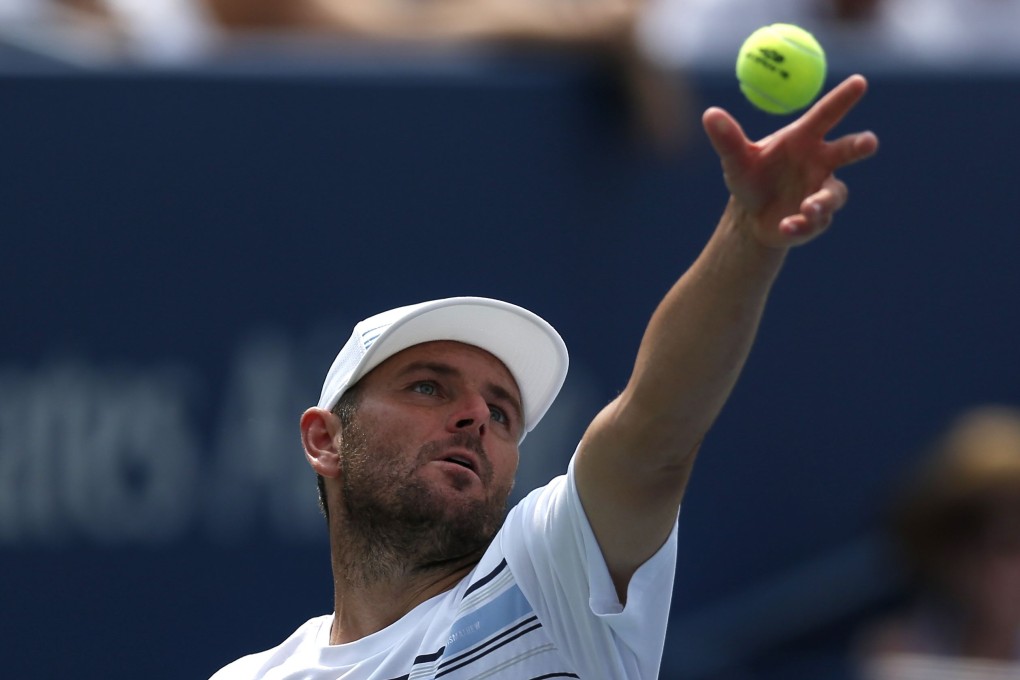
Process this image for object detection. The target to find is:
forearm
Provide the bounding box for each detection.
[574,199,788,595]
[593,198,788,466]
[305,0,631,45]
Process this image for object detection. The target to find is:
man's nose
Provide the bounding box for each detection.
[447,393,490,435]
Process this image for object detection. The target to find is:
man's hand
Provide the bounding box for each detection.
[703,74,879,249]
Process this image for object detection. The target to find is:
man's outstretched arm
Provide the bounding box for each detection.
[574,75,880,598]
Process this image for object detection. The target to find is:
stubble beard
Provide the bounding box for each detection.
[334,418,512,588]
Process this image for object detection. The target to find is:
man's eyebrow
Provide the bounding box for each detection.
[396,361,524,425]
[396,361,460,379]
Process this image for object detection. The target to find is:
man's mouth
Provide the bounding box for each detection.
[421,435,488,481]
[441,454,476,473]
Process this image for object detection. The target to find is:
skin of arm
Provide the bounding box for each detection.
[573,75,880,600]
[298,0,639,45]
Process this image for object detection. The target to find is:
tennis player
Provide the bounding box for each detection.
[211,75,878,679]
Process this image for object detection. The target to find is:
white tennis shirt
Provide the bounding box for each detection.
[211,456,678,679]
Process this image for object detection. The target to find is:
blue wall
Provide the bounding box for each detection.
[2,57,1019,678]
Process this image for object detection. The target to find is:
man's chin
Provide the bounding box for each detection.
[426,495,506,546]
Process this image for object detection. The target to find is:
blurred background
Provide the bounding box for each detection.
[3,0,1020,678]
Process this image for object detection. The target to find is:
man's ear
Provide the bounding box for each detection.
[301,407,341,479]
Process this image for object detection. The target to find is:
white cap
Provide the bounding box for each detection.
[317,297,569,441]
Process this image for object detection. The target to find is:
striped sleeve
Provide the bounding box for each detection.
[499,454,678,679]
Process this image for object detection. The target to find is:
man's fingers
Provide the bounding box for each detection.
[779,210,832,240]
[828,130,880,168]
[802,177,849,218]
[780,177,847,239]
[798,74,869,138]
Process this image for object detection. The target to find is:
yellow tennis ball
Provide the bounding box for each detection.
[736,23,827,115]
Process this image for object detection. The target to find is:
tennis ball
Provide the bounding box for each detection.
[736,23,827,115]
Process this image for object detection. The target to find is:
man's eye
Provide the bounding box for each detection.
[489,406,508,425]
[412,382,438,396]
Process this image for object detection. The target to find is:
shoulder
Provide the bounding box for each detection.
[208,615,331,680]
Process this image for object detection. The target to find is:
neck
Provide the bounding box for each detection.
[325,511,486,644]
[328,560,475,645]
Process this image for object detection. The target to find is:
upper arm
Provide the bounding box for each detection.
[572,394,697,601]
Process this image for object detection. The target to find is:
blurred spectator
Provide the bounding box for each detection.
[0,0,690,149]
[638,0,1020,71]
[637,0,896,70]
[0,0,216,64]
[879,0,1020,69]
[16,0,652,56]
[208,0,692,148]
[207,0,637,46]
[12,0,1020,73]
[856,406,1020,679]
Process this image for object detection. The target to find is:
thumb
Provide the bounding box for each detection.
[701,107,748,165]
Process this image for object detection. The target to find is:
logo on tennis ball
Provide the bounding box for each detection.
[745,47,790,80]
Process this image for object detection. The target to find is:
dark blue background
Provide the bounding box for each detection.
[2,55,1019,679]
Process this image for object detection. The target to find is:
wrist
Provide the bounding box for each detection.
[716,198,789,275]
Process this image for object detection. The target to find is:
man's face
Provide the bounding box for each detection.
[335,341,523,564]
